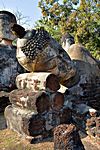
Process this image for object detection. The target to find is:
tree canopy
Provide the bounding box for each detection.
[35,0,100,59]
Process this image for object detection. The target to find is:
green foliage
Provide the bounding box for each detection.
[35,0,74,40]
[36,0,100,59]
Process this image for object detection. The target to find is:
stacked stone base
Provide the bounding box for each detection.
[4,72,100,145]
[5,104,72,138]
[4,73,72,142]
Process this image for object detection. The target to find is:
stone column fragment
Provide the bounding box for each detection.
[9,89,50,113]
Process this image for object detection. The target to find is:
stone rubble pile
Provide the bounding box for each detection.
[69,103,100,143]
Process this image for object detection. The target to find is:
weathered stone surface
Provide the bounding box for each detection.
[86,118,96,129]
[61,34,100,110]
[0,45,25,91]
[54,124,85,150]
[68,103,100,142]
[61,33,99,67]
[68,65,100,103]
[72,104,97,115]
[43,32,100,145]
[80,79,100,111]
[60,108,72,124]
[29,115,45,136]
[96,117,100,143]
[44,108,72,131]
[9,89,37,112]
[9,88,72,119]
[16,72,67,93]
[0,11,25,91]
[5,85,72,138]
[65,44,99,64]
[0,11,16,41]
[65,77,100,111]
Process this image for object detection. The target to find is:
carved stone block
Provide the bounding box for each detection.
[9,89,50,113]
[4,105,45,136]
[54,124,85,150]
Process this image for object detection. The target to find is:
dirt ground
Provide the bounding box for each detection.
[0,129,99,150]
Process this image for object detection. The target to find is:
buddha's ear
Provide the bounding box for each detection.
[11,24,26,38]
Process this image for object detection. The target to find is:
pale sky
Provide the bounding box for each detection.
[0,0,42,28]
